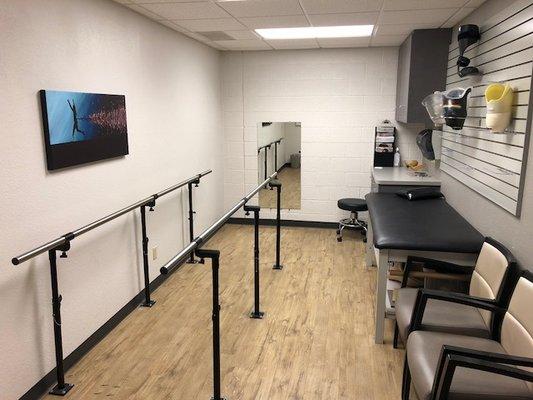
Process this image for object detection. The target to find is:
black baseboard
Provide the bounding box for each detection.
[227,217,337,229]
[276,162,291,172]
[19,261,185,400]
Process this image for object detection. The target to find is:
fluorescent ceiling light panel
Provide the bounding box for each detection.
[255,25,374,40]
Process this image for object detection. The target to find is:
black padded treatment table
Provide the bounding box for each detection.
[364,193,484,344]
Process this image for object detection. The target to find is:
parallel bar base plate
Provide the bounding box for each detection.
[250,311,265,319]
[273,264,284,270]
[140,300,156,308]
[49,383,74,396]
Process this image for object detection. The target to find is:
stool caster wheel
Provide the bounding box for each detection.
[363,238,367,243]
[337,237,342,242]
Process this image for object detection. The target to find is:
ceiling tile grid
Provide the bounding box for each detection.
[114,0,485,50]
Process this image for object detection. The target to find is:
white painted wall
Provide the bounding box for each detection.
[222,48,422,222]
[256,122,301,181]
[284,122,302,164]
[0,0,223,398]
[257,122,286,181]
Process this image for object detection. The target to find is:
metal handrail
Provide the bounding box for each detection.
[257,138,282,152]
[160,171,278,275]
[12,169,212,265]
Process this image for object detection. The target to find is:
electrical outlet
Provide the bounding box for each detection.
[151,246,158,261]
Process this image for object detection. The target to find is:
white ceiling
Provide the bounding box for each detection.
[113,0,485,50]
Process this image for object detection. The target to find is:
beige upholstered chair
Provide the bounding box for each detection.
[394,237,516,348]
[403,271,533,400]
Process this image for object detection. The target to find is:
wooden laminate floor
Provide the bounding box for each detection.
[42,225,403,400]
[259,167,301,210]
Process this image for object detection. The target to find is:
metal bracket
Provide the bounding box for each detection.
[56,240,71,259]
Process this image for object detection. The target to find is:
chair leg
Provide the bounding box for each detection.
[393,322,399,349]
[337,224,345,242]
[402,355,411,400]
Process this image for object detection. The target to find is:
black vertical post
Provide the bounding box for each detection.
[274,142,278,173]
[270,180,283,270]
[245,205,264,319]
[195,248,226,400]
[140,205,155,307]
[48,248,74,396]
[187,179,204,264]
[264,146,269,181]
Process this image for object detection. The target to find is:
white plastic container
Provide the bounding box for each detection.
[393,147,401,167]
[421,92,445,126]
[485,83,513,133]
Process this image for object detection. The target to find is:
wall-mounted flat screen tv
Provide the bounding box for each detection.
[40,90,129,170]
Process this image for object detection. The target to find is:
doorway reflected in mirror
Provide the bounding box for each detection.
[257,122,301,210]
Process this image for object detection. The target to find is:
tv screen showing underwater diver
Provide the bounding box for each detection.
[40,90,129,170]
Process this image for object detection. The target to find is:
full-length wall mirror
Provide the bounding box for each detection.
[257,122,301,210]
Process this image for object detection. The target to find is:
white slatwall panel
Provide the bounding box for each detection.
[440,0,533,216]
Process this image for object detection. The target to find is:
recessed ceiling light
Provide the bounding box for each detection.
[255,25,374,40]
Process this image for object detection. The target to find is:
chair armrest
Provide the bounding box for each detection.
[431,345,533,400]
[401,256,475,288]
[438,345,533,368]
[409,289,504,333]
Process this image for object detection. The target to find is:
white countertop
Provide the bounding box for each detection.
[372,167,441,186]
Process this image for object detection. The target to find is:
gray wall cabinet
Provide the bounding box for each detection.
[395,29,452,126]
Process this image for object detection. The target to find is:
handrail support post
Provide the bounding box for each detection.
[264,146,269,181]
[187,180,204,264]
[245,205,264,319]
[195,248,227,400]
[140,204,156,308]
[270,180,283,270]
[48,247,74,396]
[274,142,278,172]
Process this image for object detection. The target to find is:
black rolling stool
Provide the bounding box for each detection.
[336,198,368,242]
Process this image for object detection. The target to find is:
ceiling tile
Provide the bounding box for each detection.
[209,42,229,50]
[465,0,486,7]
[383,0,469,10]
[216,0,303,18]
[136,0,207,3]
[214,39,273,50]
[126,4,165,20]
[380,9,456,25]
[226,30,261,40]
[375,23,435,35]
[266,39,320,49]
[174,18,246,31]
[239,15,309,29]
[158,19,189,32]
[371,34,407,46]
[182,31,213,43]
[141,2,230,20]
[301,0,383,14]
[441,7,476,27]
[308,12,378,26]
[317,36,371,48]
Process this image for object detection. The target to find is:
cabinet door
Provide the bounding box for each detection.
[395,35,411,123]
[408,29,451,125]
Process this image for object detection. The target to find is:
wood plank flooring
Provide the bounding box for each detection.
[259,167,301,210]
[42,225,403,400]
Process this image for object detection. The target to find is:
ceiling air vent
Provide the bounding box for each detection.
[198,31,235,41]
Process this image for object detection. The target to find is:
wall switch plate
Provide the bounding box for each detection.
[151,246,158,261]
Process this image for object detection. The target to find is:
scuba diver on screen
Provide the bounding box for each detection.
[67,99,86,138]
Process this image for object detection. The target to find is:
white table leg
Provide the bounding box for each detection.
[374,249,389,344]
[365,219,375,269]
